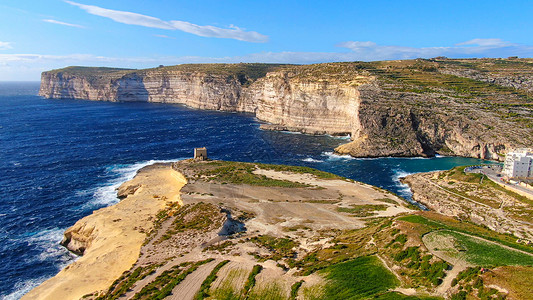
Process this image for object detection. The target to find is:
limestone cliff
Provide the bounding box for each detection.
[40,59,533,160]
[22,164,186,300]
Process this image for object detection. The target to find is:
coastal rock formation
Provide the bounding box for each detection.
[22,164,186,300]
[403,168,533,240]
[39,59,533,160]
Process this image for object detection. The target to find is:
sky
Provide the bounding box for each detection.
[0,0,532,80]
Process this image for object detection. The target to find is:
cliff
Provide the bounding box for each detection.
[403,167,533,240]
[22,164,187,300]
[25,160,533,299]
[40,59,533,160]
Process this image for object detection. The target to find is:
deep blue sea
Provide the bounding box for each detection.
[0,82,493,299]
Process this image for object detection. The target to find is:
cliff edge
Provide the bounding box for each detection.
[22,164,186,300]
[39,59,533,160]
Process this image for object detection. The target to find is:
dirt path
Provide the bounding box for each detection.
[423,229,533,296]
[436,263,468,295]
[168,260,219,300]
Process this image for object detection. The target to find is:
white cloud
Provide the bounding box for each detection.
[154,34,175,39]
[64,1,268,43]
[43,19,85,28]
[336,39,532,61]
[0,41,13,50]
[455,38,513,47]
[1,38,532,81]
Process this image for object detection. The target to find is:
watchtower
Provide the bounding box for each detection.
[194,147,207,160]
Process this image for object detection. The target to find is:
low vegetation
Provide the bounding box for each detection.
[194,260,230,300]
[199,161,311,188]
[243,264,263,298]
[429,230,533,266]
[249,235,299,262]
[398,214,533,254]
[336,204,388,217]
[317,256,398,299]
[131,259,214,300]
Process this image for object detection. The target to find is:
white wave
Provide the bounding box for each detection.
[326,134,351,140]
[393,170,416,180]
[5,228,79,300]
[25,228,76,265]
[83,158,184,209]
[302,157,324,163]
[322,151,356,160]
[2,275,50,300]
[280,130,302,135]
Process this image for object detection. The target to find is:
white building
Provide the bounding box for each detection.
[503,148,533,178]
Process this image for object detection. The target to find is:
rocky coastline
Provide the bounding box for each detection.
[39,59,533,161]
[22,164,187,300]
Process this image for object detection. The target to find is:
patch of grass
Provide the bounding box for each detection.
[374,292,443,299]
[132,259,214,300]
[255,163,345,180]
[319,256,399,299]
[211,268,248,300]
[336,204,388,217]
[398,214,533,254]
[97,264,160,300]
[249,235,298,261]
[243,265,263,297]
[295,221,384,275]
[282,225,311,232]
[289,280,304,300]
[482,266,533,300]
[194,260,230,300]
[248,282,286,300]
[204,241,235,253]
[375,198,399,205]
[157,202,224,243]
[200,161,311,188]
[394,246,449,286]
[450,267,508,300]
[434,230,533,266]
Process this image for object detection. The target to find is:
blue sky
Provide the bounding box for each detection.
[0,0,532,80]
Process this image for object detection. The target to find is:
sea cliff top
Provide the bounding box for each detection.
[24,160,533,300]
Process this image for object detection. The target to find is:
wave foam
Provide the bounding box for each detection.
[322,151,356,160]
[302,157,324,163]
[391,169,428,210]
[5,228,78,300]
[3,275,50,300]
[83,158,184,209]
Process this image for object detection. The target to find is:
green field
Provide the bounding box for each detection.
[398,214,533,254]
[316,256,399,299]
[427,230,533,267]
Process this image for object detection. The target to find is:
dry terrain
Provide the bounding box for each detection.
[25,160,533,300]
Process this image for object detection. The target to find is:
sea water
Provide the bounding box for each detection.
[0,82,492,299]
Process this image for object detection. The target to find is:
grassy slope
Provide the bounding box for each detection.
[429,230,533,266]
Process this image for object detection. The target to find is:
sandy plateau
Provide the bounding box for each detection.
[22,164,186,300]
[24,160,533,300]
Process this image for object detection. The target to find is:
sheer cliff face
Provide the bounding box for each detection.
[39,68,364,136]
[246,71,362,135]
[39,60,533,160]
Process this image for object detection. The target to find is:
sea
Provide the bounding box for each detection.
[0,82,494,299]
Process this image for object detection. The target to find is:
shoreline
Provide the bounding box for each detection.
[22,163,186,300]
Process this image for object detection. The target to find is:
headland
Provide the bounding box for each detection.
[24,160,533,299]
[39,58,533,160]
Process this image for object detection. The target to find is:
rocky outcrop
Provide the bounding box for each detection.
[40,60,533,160]
[403,170,533,240]
[22,164,187,300]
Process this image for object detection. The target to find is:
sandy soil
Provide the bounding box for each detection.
[22,164,186,300]
[168,260,219,300]
[25,160,415,300]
